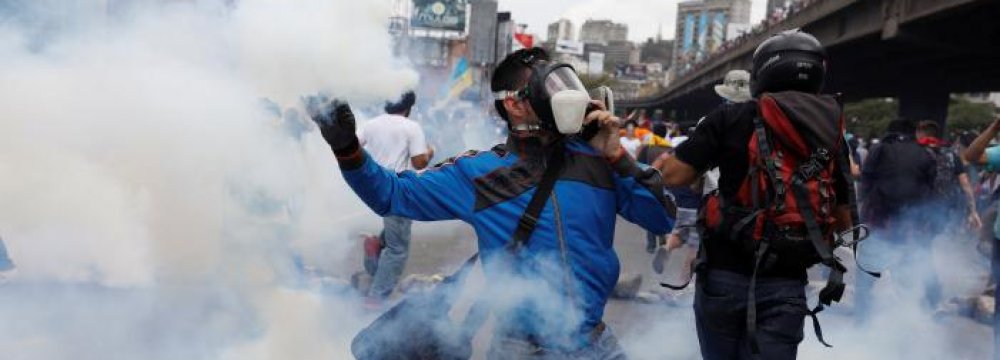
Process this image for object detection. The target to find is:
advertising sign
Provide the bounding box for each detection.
[555,40,585,56]
[588,52,605,75]
[411,0,468,31]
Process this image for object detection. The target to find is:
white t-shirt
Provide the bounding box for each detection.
[358,114,428,173]
[619,137,642,158]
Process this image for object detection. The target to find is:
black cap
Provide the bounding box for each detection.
[385,91,416,114]
[751,30,826,95]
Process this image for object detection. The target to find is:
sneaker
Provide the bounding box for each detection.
[652,246,669,274]
[362,233,382,276]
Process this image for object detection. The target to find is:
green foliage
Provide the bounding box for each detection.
[579,73,618,90]
[843,96,996,139]
[845,98,897,139]
[948,97,996,133]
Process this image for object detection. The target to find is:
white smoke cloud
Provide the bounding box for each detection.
[0,0,415,358]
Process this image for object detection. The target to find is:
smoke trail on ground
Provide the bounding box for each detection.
[614,201,993,360]
[0,1,416,359]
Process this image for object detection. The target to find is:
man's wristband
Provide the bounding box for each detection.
[334,138,365,170]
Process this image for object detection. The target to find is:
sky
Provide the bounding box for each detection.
[496,0,768,42]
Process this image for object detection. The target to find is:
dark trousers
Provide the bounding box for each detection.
[694,270,807,360]
[993,237,1000,360]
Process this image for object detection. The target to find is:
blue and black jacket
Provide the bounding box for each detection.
[340,136,675,345]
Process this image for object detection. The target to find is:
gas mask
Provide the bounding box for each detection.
[495,62,591,135]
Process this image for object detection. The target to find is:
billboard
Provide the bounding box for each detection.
[411,0,468,31]
[710,12,727,52]
[468,0,497,64]
[555,40,585,56]
[588,52,605,75]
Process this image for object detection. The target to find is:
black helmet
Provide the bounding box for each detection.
[751,29,826,96]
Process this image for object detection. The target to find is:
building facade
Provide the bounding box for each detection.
[546,19,574,42]
[580,19,628,44]
[766,0,787,17]
[672,0,751,76]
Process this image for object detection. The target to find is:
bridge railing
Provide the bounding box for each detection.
[623,0,850,107]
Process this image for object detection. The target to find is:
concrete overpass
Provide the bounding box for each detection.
[622,0,1000,126]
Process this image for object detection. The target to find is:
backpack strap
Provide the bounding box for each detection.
[507,143,566,252]
[746,241,769,354]
[462,141,567,340]
[659,242,707,290]
[754,117,784,209]
[836,143,882,279]
[786,148,846,350]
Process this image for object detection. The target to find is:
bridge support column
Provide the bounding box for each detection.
[897,89,950,130]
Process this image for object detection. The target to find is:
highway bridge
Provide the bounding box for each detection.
[622,0,1000,126]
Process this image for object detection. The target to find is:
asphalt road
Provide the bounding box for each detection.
[368,217,995,360]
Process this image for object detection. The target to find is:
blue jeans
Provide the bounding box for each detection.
[694,270,807,360]
[0,237,13,272]
[369,216,412,299]
[486,326,628,360]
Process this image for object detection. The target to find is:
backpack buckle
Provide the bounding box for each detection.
[797,148,831,180]
[834,224,870,247]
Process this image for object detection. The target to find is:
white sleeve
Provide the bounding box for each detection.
[408,122,428,157]
[356,124,367,147]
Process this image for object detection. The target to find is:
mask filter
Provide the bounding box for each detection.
[550,90,591,134]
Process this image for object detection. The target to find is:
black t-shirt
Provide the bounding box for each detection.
[675,101,851,279]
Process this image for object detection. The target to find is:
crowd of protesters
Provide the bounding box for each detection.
[313,23,1000,359]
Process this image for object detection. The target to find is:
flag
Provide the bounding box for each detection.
[512,32,534,51]
[444,57,474,100]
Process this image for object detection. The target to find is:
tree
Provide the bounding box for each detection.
[947,97,996,133]
[578,73,618,90]
[844,98,897,139]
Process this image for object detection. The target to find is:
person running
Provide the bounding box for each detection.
[356,90,434,308]
[313,47,674,359]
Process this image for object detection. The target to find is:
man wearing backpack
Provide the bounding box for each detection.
[656,30,857,360]
[313,47,675,359]
[916,120,982,231]
[856,119,938,323]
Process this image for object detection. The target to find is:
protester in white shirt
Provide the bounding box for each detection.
[620,121,642,159]
[355,91,432,308]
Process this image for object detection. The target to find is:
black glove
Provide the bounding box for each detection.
[307,96,360,157]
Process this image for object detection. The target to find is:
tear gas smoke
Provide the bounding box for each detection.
[619,202,993,360]
[0,1,416,359]
[0,1,992,360]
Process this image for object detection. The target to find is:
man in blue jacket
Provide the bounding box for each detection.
[311,47,674,359]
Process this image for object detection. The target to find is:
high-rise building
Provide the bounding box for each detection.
[546,19,574,42]
[766,0,787,17]
[495,12,515,62]
[580,19,628,44]
[468,0,498,64]
[603,40,639,67]
[641,38,674,70]
[672,0,752,75]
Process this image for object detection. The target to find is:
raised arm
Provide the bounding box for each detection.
[963,118,1000,165]
[309,99,474,222]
